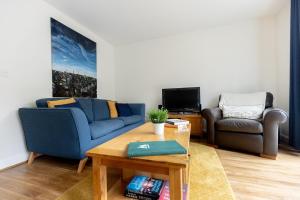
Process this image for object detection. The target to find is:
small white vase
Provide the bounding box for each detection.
[153,123,165,135]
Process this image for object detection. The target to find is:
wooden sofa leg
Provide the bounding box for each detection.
[28,152,41,165]
[260,153,277,160]
[77,158,88,173]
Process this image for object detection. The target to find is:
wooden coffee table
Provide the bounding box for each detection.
[86,122,191,200]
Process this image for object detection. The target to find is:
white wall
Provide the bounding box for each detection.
[115,18,278,112]
[0,0,115,169]
[276,3,290,111]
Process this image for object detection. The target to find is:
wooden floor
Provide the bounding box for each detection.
[217,147,300,200]
[0,145,299,200]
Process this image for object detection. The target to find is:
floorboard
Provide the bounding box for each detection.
[216,148,300,200]
[0,146,299,200]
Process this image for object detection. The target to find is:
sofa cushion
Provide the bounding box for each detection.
[219,92,266,120]
[117,103,132,117]
[93,99,110,121]
[47,98,76,108]
[36,98,69,108]
[216,118,263,134]
[54,101,82,110]
[107,100,118,118]
[77,98,94,123]
[118,115,143,125]
[90,119,125,139]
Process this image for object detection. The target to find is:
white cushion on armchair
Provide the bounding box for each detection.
[219,92,266,120]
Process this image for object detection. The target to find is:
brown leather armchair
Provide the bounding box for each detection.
[202,92,287,159]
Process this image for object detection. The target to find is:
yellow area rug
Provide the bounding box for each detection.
[56,142,235,200]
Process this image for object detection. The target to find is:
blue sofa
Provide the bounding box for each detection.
[19,98,145,172]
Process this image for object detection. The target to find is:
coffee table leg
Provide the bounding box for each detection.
[169,168,183,200]
[183,159,190,185]
[93,158,107,200]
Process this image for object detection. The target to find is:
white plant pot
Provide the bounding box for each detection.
[153,123,165,135]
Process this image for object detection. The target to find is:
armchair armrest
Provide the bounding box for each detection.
[128,103,145,121]
[202,107,222,144]
[262,108,288,157]
[19,107,91,159]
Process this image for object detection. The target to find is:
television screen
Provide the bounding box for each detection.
[162,87,201,112]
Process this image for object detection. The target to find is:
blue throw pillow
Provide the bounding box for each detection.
[117,103,132,117]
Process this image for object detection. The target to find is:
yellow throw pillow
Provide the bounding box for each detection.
[107,100,118,118]
[47,98,76,108]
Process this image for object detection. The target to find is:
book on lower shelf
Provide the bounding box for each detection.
[124,175,165,200]
[159,181,187,200]
[124,176,187,200]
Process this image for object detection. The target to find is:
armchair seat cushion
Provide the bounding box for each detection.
[216,118,263,134]
[90,119,125,139]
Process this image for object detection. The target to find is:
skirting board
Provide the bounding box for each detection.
[0,152,28,170]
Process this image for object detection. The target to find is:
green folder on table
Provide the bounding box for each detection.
[127,140,187,158]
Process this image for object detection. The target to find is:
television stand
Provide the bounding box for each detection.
[168,112,203,137]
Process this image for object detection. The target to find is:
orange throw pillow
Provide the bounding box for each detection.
[107,100,118,118]
[47,98,76,108]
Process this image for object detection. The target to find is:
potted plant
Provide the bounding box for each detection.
[148,108,168,135]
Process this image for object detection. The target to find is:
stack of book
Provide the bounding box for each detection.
[165,119,189,132]
[124,176,165,200]
[124,175,187,200]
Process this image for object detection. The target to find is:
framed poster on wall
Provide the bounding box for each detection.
[51,18,97,98]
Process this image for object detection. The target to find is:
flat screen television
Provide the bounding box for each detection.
[162,87,201,113]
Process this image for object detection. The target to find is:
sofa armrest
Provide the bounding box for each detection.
[262,108,288,156]
[202,107,222,144]
[19,108,91,159]
[128,103,145,120]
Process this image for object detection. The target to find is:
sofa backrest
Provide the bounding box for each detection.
[265,92,273,108]
[36,98,110,123]
[77,98,94,123]
[93,99,110,121]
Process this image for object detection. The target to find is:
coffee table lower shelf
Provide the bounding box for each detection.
[106,178,189,200]
[92,157,190,200]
